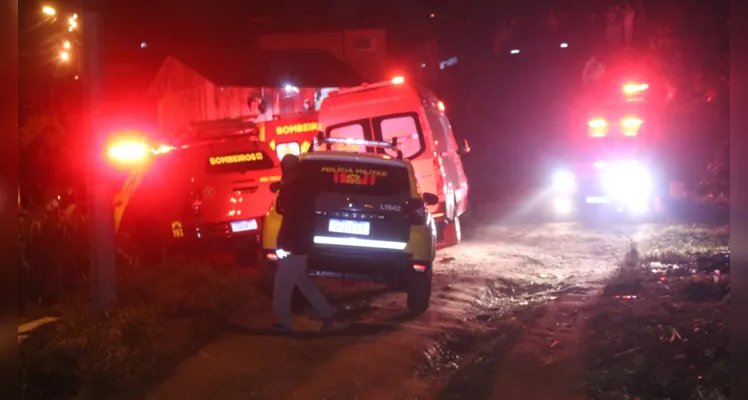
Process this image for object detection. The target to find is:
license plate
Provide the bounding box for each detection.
[585,196,609,204]
[328,219,370,236]
[230,219,258,232]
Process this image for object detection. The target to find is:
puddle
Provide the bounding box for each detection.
[417,332,474,376]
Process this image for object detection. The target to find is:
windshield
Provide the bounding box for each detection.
[376,114,424,159]
[325,112,425,159]
[300,159,410,197]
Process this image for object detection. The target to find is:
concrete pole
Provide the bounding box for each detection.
[82,0,117,313]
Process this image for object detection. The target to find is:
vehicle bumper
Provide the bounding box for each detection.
[168,218,264,248]
[260,247,431,284]
[549,192,659,217]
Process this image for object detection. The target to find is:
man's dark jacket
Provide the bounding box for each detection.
[276,179,318,255]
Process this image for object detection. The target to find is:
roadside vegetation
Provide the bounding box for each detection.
[19,257,264,400]
[585,227,729,400]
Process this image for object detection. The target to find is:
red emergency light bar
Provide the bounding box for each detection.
[314,133,403,159]
[622,83,649,95]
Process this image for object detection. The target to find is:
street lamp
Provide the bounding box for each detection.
[63,40,71,49]
[60,51,70,61]
[42,6,56,16]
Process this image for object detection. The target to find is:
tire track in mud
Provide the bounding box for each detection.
[147,222,676,400]
[421,222,701,400]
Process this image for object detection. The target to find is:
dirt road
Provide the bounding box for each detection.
[145,220,711,400]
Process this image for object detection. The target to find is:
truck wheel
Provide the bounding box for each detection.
[407,270,432,315]
[441,215,462,247]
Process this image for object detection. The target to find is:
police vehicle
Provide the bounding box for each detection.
[259,135,439,315]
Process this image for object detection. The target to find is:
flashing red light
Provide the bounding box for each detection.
[392,76,405,85]
[108,140,149,163]
[437,101,445,112]
[588,118,607,137]
[622,83,649,95]
[152,145,175,155]
[621,117,643,136]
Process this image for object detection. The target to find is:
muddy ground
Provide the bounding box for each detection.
[145,217,727,400]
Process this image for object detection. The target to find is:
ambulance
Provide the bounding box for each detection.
[317,76,471,246]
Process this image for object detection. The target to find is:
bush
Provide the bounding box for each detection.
[19,195,89,313]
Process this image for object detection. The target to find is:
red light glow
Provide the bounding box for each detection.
[622,83,649,95]
[108,140,148,163]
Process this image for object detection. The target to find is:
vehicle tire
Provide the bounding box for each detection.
[407,270,432,315]
[442,215,462,247]
[258,256,277,297]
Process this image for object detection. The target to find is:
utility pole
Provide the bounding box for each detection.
[82,0,117,313]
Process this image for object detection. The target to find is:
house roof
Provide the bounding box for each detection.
[168,48,365,88]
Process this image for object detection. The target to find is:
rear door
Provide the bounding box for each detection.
[190,140,280,227]
[301,158,412,249]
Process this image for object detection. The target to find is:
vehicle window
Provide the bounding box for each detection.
[440,115,459,152]
[378,115,424,159]
[204,150,275,174]
[276,142,301,160]
[327,123,368,153]
[301,159,410,197]
[425,110,450,154]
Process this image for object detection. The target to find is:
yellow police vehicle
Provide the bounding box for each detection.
[259,135,439,314]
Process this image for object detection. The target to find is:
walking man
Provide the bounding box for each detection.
[271,154,337,332]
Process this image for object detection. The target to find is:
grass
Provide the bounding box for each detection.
[585,244,730,400]
[19,258,267,400]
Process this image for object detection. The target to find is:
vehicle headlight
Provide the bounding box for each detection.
[552,170,575,192]
[603,164,651,199]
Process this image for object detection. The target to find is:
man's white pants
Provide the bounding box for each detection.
[273,254,335,330]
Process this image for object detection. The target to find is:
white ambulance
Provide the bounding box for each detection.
[317,76,471,245]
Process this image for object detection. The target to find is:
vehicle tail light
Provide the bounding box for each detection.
[433,153,447,195]
[392,76,405,84]
[621,117,643,136]
[437,101,445,112]
[588,119,607,137]
[413,263,428,272]
[405,199,428,225]
[266,252,279,261]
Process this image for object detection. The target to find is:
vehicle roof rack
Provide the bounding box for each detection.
[189,117,260,140]
[313,131,403,160]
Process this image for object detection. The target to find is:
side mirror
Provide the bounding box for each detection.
[459,139,471,155]
[422,192,439,206]
[269,182,281,193]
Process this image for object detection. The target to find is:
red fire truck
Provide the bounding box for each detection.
[547,66,675,218]
[257,113,319,159]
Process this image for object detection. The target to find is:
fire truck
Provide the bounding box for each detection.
[257,112,319,159]
[547,61,674,218]
[112,119,282,267]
